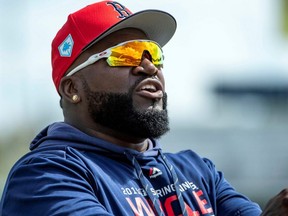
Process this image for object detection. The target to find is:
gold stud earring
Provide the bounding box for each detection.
[72,95,80,102]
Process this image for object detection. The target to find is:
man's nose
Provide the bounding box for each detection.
[132,58,158,77]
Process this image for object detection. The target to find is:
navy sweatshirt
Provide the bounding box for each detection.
[0,122,262,215]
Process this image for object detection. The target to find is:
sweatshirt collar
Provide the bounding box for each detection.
[30,122,162,157]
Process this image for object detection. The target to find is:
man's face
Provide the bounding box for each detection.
[82,78,169,139]
[76,29,169,139]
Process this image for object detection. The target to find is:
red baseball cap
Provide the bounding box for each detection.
[51,0,177,91]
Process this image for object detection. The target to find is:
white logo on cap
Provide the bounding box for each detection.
[58,34,74,57]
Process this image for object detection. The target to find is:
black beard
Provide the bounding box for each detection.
[82,79,170,139]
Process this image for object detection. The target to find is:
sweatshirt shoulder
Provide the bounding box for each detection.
[16,145,73,163]
[164,149,213,166]
[163,150,217,176]
[8,145,91,179]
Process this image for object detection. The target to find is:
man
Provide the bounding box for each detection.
[0,1,287,215]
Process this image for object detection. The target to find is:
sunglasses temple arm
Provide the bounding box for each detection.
[65,54,101,77]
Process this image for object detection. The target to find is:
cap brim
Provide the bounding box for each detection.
[84,9,177,50]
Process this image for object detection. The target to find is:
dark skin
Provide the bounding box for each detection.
[58,28,288,214]
[261,189,288,216]
[59,28,164,152]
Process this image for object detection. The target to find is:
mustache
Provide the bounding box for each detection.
[128,75,167,110]
[128,76,147,94]
[128,74,164,95]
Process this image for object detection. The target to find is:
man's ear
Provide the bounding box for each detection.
[58,76,83,104]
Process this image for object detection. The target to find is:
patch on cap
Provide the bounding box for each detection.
[58,34,74,57]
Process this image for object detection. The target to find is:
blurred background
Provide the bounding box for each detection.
[1,0,288,209]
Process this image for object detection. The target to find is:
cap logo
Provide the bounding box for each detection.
[58,34,74,57]
[106,1,131,19]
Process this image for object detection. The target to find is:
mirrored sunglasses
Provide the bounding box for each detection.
[66,39,164,77]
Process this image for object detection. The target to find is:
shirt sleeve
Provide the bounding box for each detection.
[203,158,262,216]
[0,152,114,216]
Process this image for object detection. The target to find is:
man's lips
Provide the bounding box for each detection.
[135,78,164,100]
